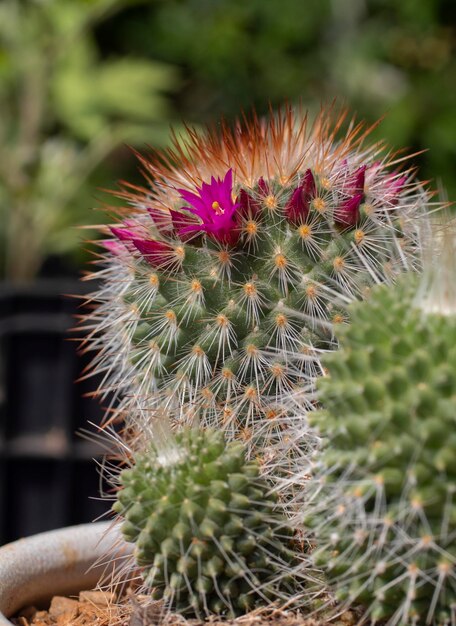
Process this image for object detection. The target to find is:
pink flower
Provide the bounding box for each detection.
[285,169,316,225]
[178,169,241,246]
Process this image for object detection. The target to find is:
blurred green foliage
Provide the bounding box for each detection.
[100,0,455,197]
[0,0,178,281]
[1,0,454,280]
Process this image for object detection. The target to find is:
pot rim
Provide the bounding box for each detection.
[0,522,131,626]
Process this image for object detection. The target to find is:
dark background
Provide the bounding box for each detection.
[0,0,455,544]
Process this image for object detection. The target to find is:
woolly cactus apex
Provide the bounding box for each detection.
[81,105,434,460]
[305,222,456,625]
[113,428,304,617]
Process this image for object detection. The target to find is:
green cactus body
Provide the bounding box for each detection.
[113,428,300,616]
[84,107,431,460]
[306,276,456,625]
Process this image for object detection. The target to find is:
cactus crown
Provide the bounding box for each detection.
[305,224,456,625]
[82,105,431,462]
[113,428,302,617]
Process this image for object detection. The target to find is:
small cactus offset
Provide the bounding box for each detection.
[305,224,456,625]
[82,105,432,457]
[113,428,303,617]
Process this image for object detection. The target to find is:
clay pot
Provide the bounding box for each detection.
[0,522,132,625]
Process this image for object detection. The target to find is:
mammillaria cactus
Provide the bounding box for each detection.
[112,427,304,616]
[305,222,456,625]
[82,105,431,459]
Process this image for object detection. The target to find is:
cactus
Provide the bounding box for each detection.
[82,105,432,460]
[113,428,303,616]
[305,223,456,625]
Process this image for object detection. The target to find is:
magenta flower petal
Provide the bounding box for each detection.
[110,226,138,241]
[102,239,126,255]
[334,193,363,227]
[352,165,366,193]
[343,165,366,195]
[284,169,315,225]
[133,238,174,267]
[257,177,269,196]
[178,189,212,219]
[302,168,316,198]
[238,189,261,220]
[385,174,407,205]
[147,207,173,235]
[170,210,200,241]
[285,184,310,225]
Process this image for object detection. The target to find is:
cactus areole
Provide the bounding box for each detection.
[85,105,430,454]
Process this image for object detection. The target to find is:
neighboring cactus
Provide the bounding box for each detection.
[113,428,303,616]
[82,105,432,459]
[305,224,456,625]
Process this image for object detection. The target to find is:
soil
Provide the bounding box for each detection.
[11,590,358,626]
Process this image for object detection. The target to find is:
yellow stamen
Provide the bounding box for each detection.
[212,201,223,214]
[265,195,277,210]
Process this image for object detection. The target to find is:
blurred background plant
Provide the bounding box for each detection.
[0,0,179,282]
[99,0,455,196]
